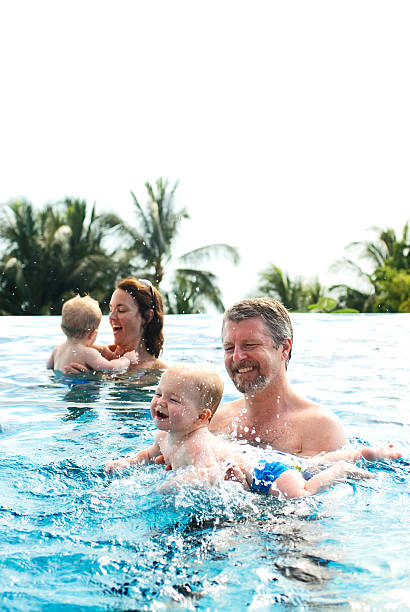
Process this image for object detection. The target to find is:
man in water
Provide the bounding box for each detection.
[209,297,347,456]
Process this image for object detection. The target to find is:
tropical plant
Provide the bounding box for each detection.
[258,265,303,311]
[122,178,239,312]
[331,223,410,312]
[372,266,410,313]
[308,296,359,314]
[0,198,127,314]
[257,265,326,311]
[328,284,375,313]
[164,270,225,314]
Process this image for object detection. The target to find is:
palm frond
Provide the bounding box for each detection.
[177,243,240,266]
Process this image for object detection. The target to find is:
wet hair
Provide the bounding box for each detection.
[166,364,224,418]
[61,294,102,339]
[222,297,293,366]
[115,277,164,358]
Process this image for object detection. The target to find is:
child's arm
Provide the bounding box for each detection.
[271,461,373,498]
[105,438,161,473]
[83,347,137,372]
[308,445,401,467]
[93,344,116,360]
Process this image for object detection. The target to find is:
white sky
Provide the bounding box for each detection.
[1,0,409,307]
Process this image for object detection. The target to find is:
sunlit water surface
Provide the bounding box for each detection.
[0,314,409,611]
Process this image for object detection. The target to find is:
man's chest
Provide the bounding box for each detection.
[230,414,302,454]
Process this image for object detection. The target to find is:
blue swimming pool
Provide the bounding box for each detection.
[0,314,409,610]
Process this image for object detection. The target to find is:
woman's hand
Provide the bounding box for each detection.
[64,362,90,374]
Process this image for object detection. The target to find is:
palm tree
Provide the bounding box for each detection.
[0,198,127,314]
[48,198,130,311]
[330,222,409,312]
[258,265,321,311]
[164,269,225,314]
[0,200,57,314]
[122,178,239,312]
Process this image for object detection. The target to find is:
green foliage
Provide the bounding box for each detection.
[0,181,239,316]
[124,178,239,313]
[331,222,409,313]
[0,198,127,315]
[308,296,359,314]
[127,178,189,286]
[164,269,225,314]
[329,284,375,313]
[257,265,326,312]
[372,266,410,313]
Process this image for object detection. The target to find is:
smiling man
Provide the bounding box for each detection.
[210,298,347,457]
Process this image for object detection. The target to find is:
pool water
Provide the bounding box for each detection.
[0,314,409,611]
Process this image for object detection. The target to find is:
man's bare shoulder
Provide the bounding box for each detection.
[209,398,244,434]
[298,400,347,455]
[300,399,342,422]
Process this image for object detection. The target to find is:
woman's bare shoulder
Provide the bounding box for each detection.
[153,357,168,369]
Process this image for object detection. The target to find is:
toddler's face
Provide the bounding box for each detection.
[150,371,201,433]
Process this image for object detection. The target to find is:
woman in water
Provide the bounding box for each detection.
[65,277,167,373]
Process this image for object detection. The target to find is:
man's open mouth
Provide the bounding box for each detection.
[237,366,254,373]
[233,362,257,375]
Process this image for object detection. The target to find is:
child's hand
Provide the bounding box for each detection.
[155,455,172,471]
[338,461,374,480]
[124,351,138,366]
[224,462,250,489]
[361,445,402,461]
[105,457,130,473]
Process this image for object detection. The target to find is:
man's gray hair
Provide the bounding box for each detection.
[222,297,293,365]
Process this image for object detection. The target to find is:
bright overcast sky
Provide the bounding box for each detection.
[1,1,409,306]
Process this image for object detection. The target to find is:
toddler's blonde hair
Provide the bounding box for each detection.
[165,364,224,418]
[61,294,102,339]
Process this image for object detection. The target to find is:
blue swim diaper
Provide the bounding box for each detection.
[250,459,293,494]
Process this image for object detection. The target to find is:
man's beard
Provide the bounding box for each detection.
[230,362,269,395]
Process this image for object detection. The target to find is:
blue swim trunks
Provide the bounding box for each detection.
[251,450,311,494]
